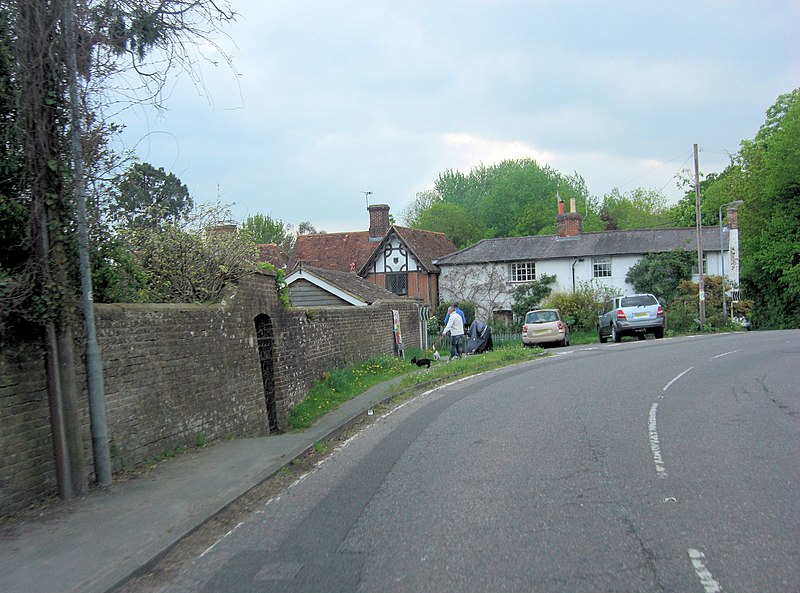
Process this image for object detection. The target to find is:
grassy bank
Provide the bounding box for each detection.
[287,343,545,431]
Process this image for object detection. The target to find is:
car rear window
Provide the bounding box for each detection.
[620,295,658,307]
[526,311,558,323]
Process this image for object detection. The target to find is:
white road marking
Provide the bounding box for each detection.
[710,350,737,361]
[663,367,694,391]
[688,549,724,592]
[648,403,667,478]
[580,347,599,351]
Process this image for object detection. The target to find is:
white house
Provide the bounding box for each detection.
[434,199,742,322]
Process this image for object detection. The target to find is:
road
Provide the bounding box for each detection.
[155,331,799,592]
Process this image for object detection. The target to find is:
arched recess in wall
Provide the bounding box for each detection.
[254,314,278,433]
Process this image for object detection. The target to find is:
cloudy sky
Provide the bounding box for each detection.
[114,0,799,233]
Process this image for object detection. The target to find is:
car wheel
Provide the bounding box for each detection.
[612,325,622,343]
[638,333,646,341]
[598,327,607,343]
[654,327,664,339]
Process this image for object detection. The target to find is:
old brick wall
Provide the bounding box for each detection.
[0,342,56,514]
[0,271,420,517]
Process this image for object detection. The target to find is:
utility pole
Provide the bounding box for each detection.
[63,0,112,486]
[694,144,706,329]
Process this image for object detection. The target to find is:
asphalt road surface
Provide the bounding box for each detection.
[156,330,799,593]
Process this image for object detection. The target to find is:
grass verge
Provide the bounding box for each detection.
[287,344,545,431]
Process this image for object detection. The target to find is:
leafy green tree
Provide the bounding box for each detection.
[625,250,695,303]
[735,89,800,328]
[600,188,672,230]
[412,159,592,247]
[511,274,556,326]
[668,169,740,228]
[413,202,483,249]
[240,213,295,251]
[109,162,193,230]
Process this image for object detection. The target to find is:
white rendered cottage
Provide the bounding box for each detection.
[434,198,741,323]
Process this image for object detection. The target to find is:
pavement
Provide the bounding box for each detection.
[0,376,407,593]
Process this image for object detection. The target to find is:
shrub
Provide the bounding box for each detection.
[543,281,617,330]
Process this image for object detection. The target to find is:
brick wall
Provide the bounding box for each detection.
[0,271,419,517]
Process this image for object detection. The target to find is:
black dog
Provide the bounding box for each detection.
[410,356,432,368]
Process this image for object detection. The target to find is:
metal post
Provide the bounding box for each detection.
[719,204,726,319]
[64,0,111,486]
[694,144,705,329]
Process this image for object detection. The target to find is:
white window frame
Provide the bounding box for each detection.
[691,253,708,276]
[508,261,536,283]
[592,257,612,278]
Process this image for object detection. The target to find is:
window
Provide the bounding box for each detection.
[593,257,612,278]
[691,253,708,276]
[386,272,408,295]
[508,262,536,283]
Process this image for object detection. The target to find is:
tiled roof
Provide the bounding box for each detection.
[256,243,291,269]
[292,231,376,272]
[293,226,457,274]
[291,265,403,304]
[435,227,728,265]
[393,227,459,272]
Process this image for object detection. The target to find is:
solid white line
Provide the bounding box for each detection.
[688,549,723,592]
[710,350,737,361]
[648,403,667,478]
[663,367,694,391]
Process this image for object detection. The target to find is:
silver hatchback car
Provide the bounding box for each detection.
[598,294,665,343]
[522,309,570,347]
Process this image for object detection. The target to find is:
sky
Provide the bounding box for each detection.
[113,0,799,233]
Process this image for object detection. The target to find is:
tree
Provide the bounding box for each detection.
[0,0,238,500]
[412,159,592,247]
[511,274,557,326]
[625,250,695,304]
[600,188,672,230]
[109,162,193,230]
[669,169,739,228]
[240,213,295,251]
[734,89,800,328]
[401,189,439,226]
[413,202,483,249]
[125,203,257,302]
[297,220,320,235]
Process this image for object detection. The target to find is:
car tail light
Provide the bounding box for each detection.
[522,324,528,334]
[557,321,564,330]
[657,306,664,317]
[616,309,626,319]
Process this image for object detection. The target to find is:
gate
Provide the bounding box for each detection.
[254,314,278,433]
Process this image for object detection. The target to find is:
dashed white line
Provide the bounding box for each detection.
[663,367,694,391]
[710,350,737,361]
[688,549,724,592]
[648,403,667,478]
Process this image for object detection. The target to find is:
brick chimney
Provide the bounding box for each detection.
[556,198,582,238]
[368,204,390,240]
[726,203,740,229]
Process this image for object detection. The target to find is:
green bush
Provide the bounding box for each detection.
[543,281,617,330]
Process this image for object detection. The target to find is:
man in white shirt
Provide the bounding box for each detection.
[442,305,465,360]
